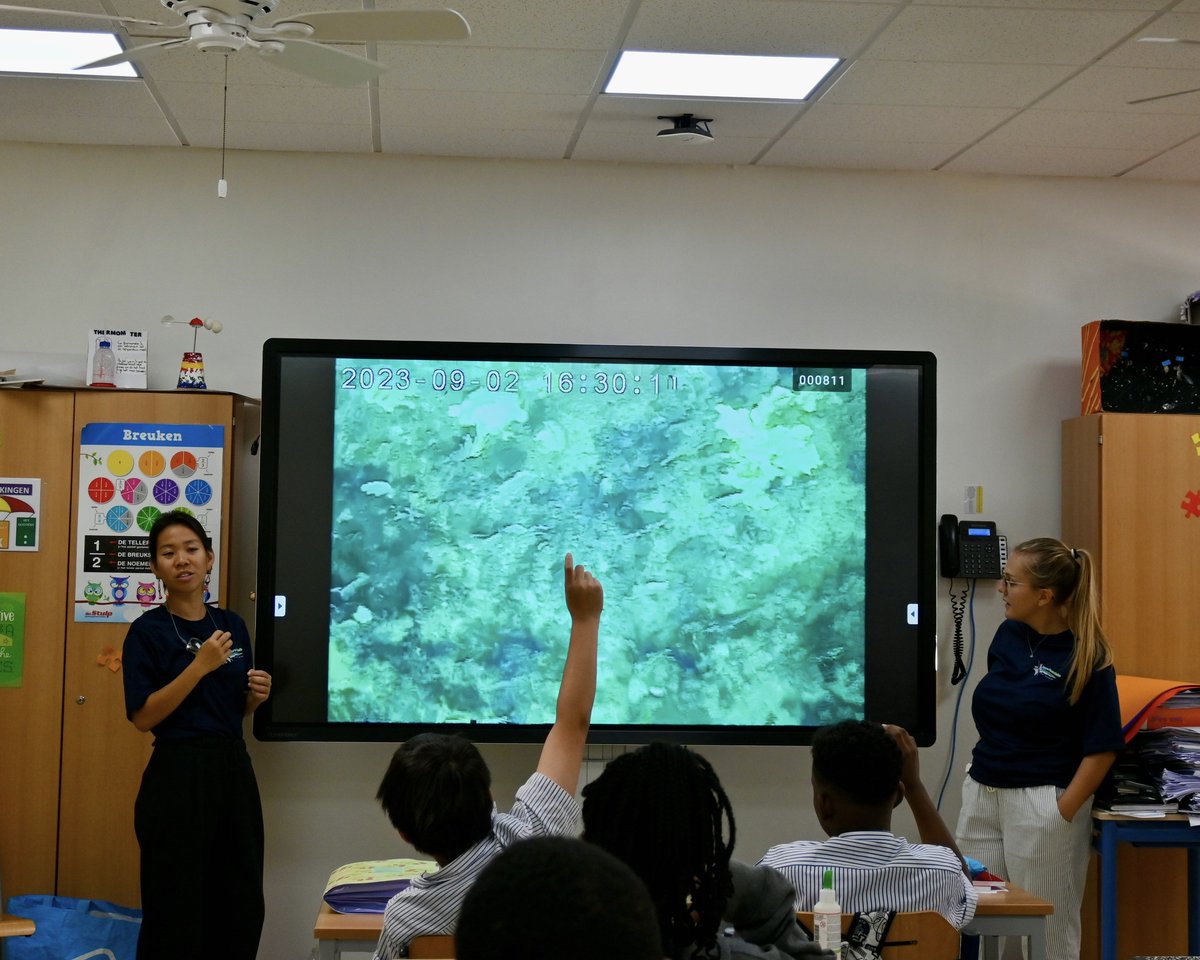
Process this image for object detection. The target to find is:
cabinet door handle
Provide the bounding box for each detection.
[76,696,86,705]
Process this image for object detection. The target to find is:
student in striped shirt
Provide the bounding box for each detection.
[371,552,603,960]
[759,720,977,930]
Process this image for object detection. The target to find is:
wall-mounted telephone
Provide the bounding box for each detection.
[939,514,1005,579]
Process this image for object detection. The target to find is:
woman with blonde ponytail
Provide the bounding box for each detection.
[955,537,1122,960]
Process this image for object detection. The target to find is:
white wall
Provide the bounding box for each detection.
[3,141,1198,958]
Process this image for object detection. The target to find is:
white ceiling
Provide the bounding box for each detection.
[6,0,1200,180]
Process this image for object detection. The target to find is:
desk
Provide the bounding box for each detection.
[315,886,1053,960]
[315,903,381,959]
[1093,811,1200,960]
[964,885,1053,960]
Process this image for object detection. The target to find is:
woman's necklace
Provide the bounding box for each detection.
[168,607,218,655]
[1026,626,1062,680]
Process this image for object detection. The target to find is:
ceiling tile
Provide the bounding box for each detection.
[626,0,897,57]
[944,141,1157,176]
[422,0,631,49]
[982,107,1200,150]
[1037,63,1200,112]
[784,102,1014,144]
[865,6,1154,64]
[381,126,571,159]
[821,59,1076,108]
[571,130,770,164]
[589,94,800,137]
[376,47,608,96]
[1119,132,1200,178]
[759,138,963,170]
[378,89,588,131]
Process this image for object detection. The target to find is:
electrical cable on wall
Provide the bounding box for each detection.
[937,579,977,812]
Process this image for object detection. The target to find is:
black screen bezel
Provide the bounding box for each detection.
[254,339,937,746]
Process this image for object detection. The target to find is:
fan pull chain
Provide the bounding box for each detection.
[217,55,229,198]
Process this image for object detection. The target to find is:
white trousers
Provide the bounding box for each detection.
[956,775,1094,960]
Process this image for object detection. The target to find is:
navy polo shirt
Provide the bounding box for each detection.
[122,604,253,743]
[969,618,1123,788]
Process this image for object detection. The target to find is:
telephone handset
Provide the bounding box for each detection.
[939,514,1004,579]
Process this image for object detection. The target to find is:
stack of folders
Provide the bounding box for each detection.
[323,859,438,914]
[1100,690,1200,816]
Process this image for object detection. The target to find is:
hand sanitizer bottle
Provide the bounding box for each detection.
[814,868,842,956]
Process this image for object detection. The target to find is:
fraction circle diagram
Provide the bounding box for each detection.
[88,476,115,503]
[153,478,180,505]
[171,451,198,478]
[106,505,133,532]
[107,449,134,477]
[121,477,148,505]
[136,506,161,532]
[139,450,166,477]
[185,478,213,506]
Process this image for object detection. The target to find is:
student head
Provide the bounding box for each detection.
[580,741,734,959]
[147,510,212,578]
[810,719,903,836]
[376,733,492,864]
[1002,537,1110,703]
[456,836,662,960]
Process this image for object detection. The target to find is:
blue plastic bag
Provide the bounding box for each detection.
[5,895,141,960]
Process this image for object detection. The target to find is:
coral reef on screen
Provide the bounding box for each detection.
[327,359,865,727]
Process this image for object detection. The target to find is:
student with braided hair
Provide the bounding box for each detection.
[956,537,1122,960]
[582,741,831,960]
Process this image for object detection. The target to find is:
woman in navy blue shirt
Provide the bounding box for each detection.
[956,537,1122,960]
[122,510,272,960]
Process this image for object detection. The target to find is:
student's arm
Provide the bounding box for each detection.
[130,629,232,732]
[885,723,971,877]
[535,552,602,794]
[1057,751,1116,822]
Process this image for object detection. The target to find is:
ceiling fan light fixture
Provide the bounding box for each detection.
[656,113,714,144]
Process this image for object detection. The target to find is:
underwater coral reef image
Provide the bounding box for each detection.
[327,358,866,728]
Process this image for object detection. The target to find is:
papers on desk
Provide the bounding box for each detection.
[323,858,438,914]
[1100,682,1200,816]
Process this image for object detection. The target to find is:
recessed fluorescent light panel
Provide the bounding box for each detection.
[606,50,839,100]
[0,28,137,78]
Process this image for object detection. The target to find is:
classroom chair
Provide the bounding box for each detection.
[798,910,960,960]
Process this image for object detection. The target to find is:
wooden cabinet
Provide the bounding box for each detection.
[1063,412,1200,960]
[0,388,257,906]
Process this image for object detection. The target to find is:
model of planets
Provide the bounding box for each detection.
[88,476,115,503]
[139,450,166,476]
[107,449,134,477]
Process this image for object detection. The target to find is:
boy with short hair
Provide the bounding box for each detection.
[759,720,977,930]
[371,553,602,960]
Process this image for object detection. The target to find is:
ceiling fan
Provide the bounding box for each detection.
[0,0,470,85]
[1127,37,1200,105]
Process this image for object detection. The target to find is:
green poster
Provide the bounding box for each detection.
[0,592,25,688]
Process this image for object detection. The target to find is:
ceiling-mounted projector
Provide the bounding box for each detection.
[656,114,714,143]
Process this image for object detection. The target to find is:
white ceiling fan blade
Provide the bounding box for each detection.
[76,37,189,70]
[1128,85,1200,105]
[1138,37,1200,45]
[263,38,384,85]
[281,9,469,43]
[0,3,164,26]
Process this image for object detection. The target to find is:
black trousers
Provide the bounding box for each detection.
[134,737,265,960]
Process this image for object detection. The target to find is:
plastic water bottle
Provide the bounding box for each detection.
[814,867,842,956]
[92,339,117,387]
